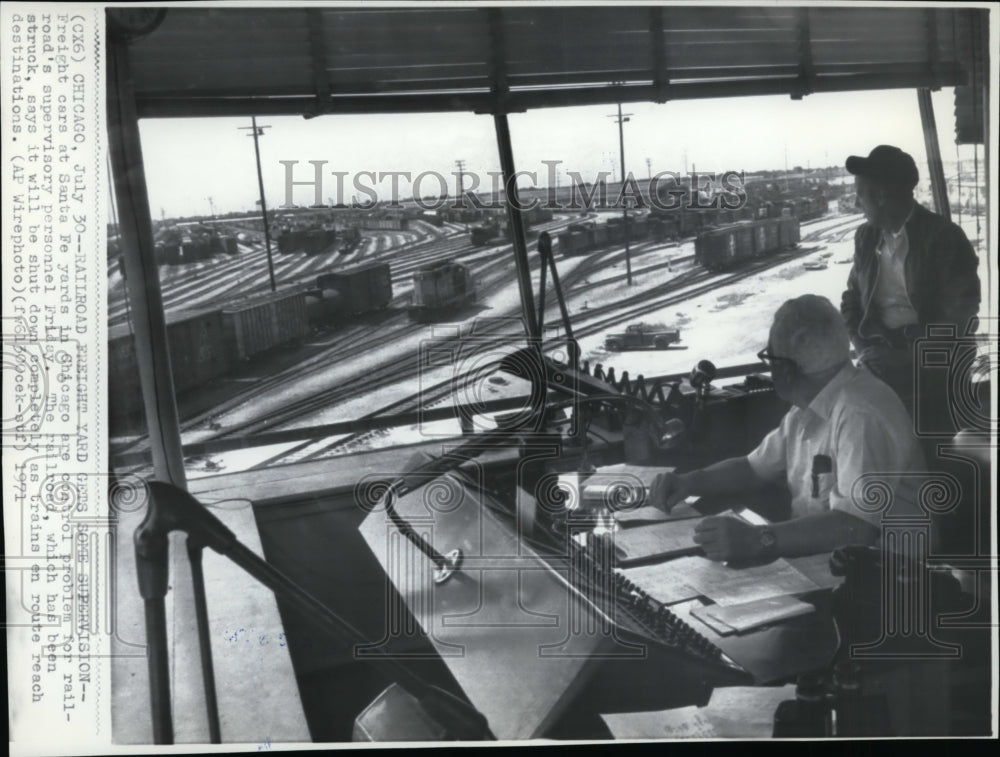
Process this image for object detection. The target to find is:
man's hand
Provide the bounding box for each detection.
[693,515,765,562]
[648,471,690,514]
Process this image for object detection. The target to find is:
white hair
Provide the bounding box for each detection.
[770,295,851,374]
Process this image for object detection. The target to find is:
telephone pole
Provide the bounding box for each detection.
[454,159,466,198]
[239,117,277,292]
[607,104,634,285]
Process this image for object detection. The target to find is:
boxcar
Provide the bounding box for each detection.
[222,290,310,361]
[778,216,801,248]
[109,307,234,422]
[750,218,781,257]
[647,216,678,240]
[589,224,609,248]
[607,215,649,243]
[409,261,475,320]
[557,225,592,256]
[316,262,393,314]
[695,223,755,271]
[277,229,301,254]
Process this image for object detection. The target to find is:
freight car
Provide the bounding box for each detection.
[782,193,828,222]
[470,219,507,246]
[153,225,229,265]
[408,261,476,321]
[468,204,553,245]
[309,262,393,325]
[110,266,392,426]
[276,226,339,255]
[338,227,362,254]
[222,290,310,361]
[557,214,650,256]
[838,193,858,214]
[695,216,800,271]
[108,307,234,424]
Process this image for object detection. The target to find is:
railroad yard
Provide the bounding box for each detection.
[108,204,985,477]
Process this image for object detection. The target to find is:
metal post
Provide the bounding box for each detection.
[917,88,951,222]
[493,114,541,339]
[616,103,633,285]
[244,117,277,291]
[187,539,222,743]
[143,597,174,744]
[107,36,186,487]
[618,103,633,285]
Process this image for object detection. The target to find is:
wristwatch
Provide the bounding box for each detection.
[757,526,777,559]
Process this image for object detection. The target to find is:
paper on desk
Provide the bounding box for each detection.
[612,519,700,563]
[596,463,668,487]
[600,684,798,739]
[613,497,701,524]
[683,558,821,606]
[692,595,815,634]
[601,706,719,739]
[705,684,798,737]
[617,557,703,604]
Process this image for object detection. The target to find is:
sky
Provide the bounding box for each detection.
[136,87,978,218]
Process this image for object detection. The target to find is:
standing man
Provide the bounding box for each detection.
[649,295,925,562]
[840,145,980,427]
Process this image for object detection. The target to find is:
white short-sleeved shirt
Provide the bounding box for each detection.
[747,363,926,527]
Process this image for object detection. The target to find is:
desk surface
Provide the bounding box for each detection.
[177,451,911,742]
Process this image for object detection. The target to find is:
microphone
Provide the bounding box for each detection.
[690,359,717,392]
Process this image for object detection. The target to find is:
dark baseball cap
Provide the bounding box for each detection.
[845,145,919,189]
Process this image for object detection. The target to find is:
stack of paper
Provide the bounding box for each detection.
[612,518,701,565]
[691,595,815,635]
[682,558,821,606]
[601,684,798,739]
[617,558,704,605]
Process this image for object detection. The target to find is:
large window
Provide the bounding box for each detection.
[108,87,988,479]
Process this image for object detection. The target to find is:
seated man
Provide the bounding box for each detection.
[649,294,925,562]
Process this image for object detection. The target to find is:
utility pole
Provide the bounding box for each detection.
[607,103,634,285]
[784,144,789,193]
[454,159,467,229]
[239,117,277,292]
[646,157,652,181]
[206,196,216,219]
[455,159,466,199]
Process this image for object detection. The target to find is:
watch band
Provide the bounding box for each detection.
[758,526,778,559]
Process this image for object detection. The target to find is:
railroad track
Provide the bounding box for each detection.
[110,217,586,457]
[253,218,859,465]
[113,214,860,464]
[248,246,791,465]
[181,221,611,443]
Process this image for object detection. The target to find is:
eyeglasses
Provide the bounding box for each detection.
[757,348,796,367]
